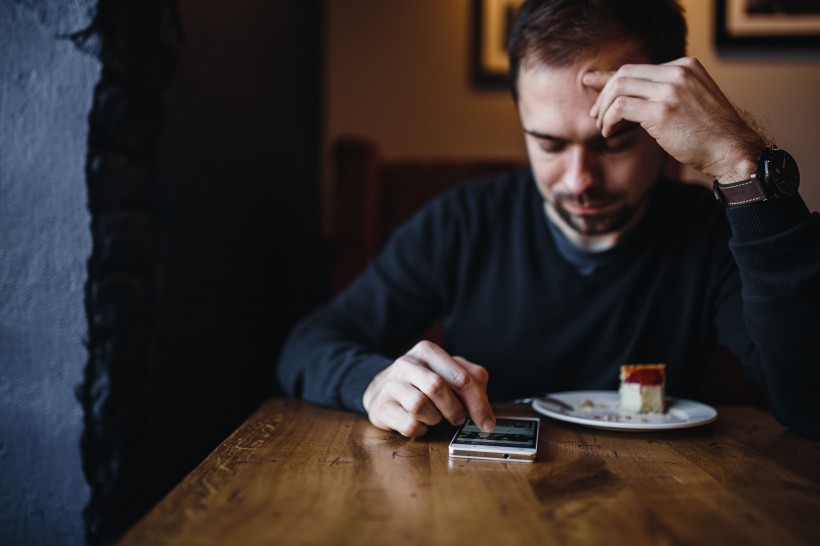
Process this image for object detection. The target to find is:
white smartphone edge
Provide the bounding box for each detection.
[448,415,540,463]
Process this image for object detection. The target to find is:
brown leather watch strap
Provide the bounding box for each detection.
[713,176,770,207]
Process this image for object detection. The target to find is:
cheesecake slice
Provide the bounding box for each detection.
[619,363,666,413]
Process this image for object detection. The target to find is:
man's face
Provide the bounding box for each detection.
[516,44,664,238]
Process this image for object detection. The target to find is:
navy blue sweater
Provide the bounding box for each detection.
[278,168,820,438]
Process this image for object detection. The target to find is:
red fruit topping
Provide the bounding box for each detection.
[621,364,665,385]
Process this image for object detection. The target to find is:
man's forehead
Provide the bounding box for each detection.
[520,40,648,81]
[516,63,598,127]
[516,42,648,133]
[519,63,593,100]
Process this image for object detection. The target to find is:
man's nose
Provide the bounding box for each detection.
[563,147,600,195]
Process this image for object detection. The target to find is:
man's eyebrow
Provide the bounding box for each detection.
[523,129,563,141]
[523,122,641,142]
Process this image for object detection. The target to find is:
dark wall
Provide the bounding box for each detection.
[0,1,97,544]
[147,0,325,516]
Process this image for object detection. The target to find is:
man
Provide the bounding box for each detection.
[278,0,820,439]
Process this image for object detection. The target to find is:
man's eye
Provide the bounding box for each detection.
[599,136,634,154]
[539,142,565,154]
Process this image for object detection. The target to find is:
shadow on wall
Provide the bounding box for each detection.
[72,1,325,544]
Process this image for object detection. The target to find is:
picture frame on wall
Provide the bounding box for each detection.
[471,0,524,89]
[716,0,820,53]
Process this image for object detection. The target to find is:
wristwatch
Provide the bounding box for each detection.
[713,145,800,207]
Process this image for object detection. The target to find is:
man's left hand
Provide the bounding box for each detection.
[583,57,765,183]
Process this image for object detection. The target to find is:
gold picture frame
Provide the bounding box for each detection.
[471,0,524,88]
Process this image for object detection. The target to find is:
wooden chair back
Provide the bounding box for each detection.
[330,136,526,292]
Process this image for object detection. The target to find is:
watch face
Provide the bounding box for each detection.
[765,148,800,197]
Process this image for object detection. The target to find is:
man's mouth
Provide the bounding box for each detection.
[565,202,616,215]
[559,195,621,216]
[549,191,635,236]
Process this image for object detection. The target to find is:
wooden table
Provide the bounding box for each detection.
[119,399,820,546]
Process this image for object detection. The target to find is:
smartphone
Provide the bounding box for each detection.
[448,416,540,462]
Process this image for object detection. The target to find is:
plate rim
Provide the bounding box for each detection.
[531,390,718,431]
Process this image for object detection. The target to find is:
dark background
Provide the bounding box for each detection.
[0,0,325,544]
[149,0,324,499]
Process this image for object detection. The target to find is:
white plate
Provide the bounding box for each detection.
[531,390,717,431]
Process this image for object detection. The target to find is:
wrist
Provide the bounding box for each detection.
[715,137,767,184]
[716,157,757,184]
[361,367,388,414]
[362,381,376,414]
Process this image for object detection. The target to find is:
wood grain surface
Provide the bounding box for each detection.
[118,399,820,546]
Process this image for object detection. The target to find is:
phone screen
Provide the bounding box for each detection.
[451,417,538,449]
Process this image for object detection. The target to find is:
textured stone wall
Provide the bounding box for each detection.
[0,1,97,544]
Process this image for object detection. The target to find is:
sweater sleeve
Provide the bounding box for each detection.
[720,194,820,438]
[276,193,459,413]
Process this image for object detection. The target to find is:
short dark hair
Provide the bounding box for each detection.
[508,0,687,99]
